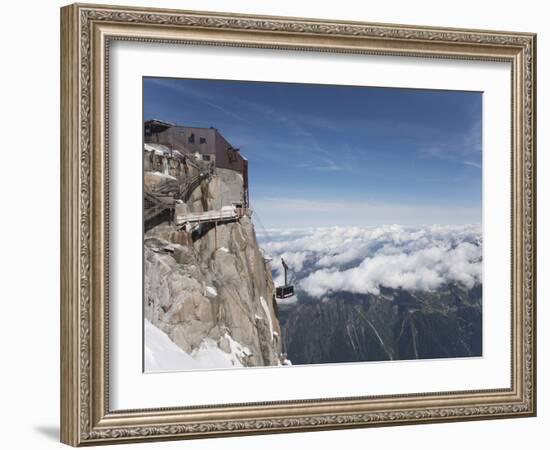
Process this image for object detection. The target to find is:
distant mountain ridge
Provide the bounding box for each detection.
[278,282,482,365]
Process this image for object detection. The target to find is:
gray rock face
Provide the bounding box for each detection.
[208,168,244,210]
[144,168,283,368]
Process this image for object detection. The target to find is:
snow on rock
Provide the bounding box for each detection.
[260,296,274,341]
[144,143,171,156]
[144,171,177,189]
[145,319,198,372]
[145,320,246,372]
[150,171,177,181]
[205,286,218,298]
[223,332,253,360]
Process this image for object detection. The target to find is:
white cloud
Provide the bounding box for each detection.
[301,242,480,297]
[257,224,482,298]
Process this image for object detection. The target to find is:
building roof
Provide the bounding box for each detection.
[146,119,176,127]
[178,125,218,132]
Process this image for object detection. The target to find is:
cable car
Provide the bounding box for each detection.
[276,258,294,299]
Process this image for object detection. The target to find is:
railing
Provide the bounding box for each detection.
[180,170,212,202]
[144,161,224,230]
[176,206,251,230]
[144,190,175,225]
[175,207,239,228]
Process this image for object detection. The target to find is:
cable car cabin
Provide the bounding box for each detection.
[276,285,294,299]
[275,258,294,299]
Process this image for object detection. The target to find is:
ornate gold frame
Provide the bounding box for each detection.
[60,3,536,446]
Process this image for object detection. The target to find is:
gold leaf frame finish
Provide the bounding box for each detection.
[60,3,537,446]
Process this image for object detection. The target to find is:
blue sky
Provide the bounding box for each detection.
[144,77,482,228]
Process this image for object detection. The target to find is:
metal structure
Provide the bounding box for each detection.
[175,207,240,229]
[276,258,294,299]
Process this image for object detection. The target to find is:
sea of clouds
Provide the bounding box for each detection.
[255,224,482,298]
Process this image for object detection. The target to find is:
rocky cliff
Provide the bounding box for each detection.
[144,166,284,370]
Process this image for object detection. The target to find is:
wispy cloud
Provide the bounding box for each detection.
[419,119,482,169]
[146,78,251,123]
[235,98,365,172]
[462,160,482,169]
[203,101,250,123]
[286,111,341,132]
[297,157,346,172]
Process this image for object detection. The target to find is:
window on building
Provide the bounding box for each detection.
[227,147,238,162]
[203,155,211,161]
[199,137,206,144]
[188,133,195,144]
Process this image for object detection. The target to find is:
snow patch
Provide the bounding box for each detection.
[259,296,274,341]
[148,171,177,181]
[224,332,252,359]
[144,143,171,156]
[144,320,195,372]
[144,320,246,372]
[205,286,218,297]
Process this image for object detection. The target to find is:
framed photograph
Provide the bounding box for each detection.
[60,3,537,446]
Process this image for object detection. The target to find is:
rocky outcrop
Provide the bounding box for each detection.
[144,166,283,369]
[207,168,244,210]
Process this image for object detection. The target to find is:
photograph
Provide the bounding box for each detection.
[142,77,483,372]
